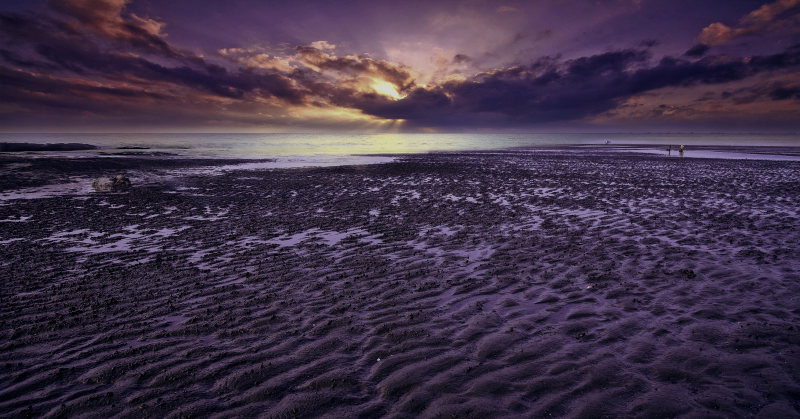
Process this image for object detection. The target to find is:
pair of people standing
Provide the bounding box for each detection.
[667,145,685,155]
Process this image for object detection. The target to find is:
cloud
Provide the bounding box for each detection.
[697,0,800,46]
[0,9,312,116]
[0,65,169,107]
[344,45,800,127]
[0,3,418,128]
[294,46,414,89]
[1,0,799,130]
[684,44,710,57]
[453,54,471,64]
[769,84,800,100]
[309,40,336,51]
[218,48,295,73]
[45,0,184,58]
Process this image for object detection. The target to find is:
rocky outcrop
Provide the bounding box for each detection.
[92,175,132,192]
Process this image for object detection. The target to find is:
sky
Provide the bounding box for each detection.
[1,0,799,133]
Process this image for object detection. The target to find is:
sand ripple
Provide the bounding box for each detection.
[1,151,799,417]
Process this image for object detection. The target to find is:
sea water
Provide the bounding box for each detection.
[1,132,799,160]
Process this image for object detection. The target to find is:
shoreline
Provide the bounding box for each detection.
[2,132,800,161]
[3,144,800,201]
[3,141,800,160]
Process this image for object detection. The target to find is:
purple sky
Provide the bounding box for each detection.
[1,0,799,132]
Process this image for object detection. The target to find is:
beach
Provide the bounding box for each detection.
[1,148,799,417]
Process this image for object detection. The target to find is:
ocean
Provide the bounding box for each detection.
[1,132,799,160]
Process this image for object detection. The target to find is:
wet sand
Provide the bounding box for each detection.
[1,149,799,417]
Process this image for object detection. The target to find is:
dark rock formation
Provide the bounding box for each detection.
[92,175,132,192]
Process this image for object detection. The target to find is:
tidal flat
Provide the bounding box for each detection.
[1,148,799,417]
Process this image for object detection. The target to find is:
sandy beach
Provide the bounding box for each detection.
[1,148,799,417]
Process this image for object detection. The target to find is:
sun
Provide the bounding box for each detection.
[370,78,403,100]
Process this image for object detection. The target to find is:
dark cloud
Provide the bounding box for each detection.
[0,3,420,128]
[684,44,710,57]
[347,46,800,127]
[0,8,306,104]
[46,0,183,58]
[453,54,471,64]
[0,65,169,111]
[769,85,800,100]
[566,49,650,77]
[352,88,454,123]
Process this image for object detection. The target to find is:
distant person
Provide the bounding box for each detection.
[680,144,685,157]
[667,145,671,155]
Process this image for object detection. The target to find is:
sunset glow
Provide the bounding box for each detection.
[370,78,404,100]
[3,2,800,418]
[0,0,798,132]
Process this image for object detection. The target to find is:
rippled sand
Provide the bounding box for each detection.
[1,149,799,417]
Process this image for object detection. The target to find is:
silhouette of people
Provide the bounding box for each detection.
[680,144,685,157]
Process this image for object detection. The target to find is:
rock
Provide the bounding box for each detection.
[91,178,112,191]
[113,175,132,188]
[92,175,132,192]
